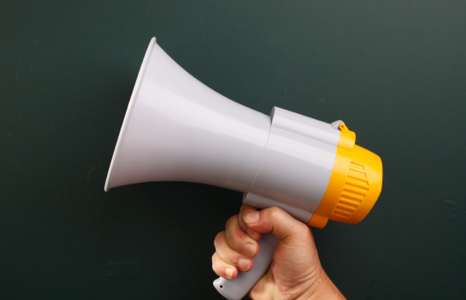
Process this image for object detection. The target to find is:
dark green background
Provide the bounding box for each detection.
[1,0,465,299]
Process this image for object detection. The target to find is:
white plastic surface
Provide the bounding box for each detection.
[105,38,271,192]
[213,232,279,300]
[248,107,340,213]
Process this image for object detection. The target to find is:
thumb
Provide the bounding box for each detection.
[243,207,311,246]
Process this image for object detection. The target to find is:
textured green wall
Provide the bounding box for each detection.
[1,1,465,299]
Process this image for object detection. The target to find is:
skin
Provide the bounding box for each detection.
[212,204,346,300]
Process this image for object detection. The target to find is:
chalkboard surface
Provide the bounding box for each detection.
[1,1,465,299]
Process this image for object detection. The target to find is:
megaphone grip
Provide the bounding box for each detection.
[213,232,279,300]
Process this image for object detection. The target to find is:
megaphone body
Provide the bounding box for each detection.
[105,38,383,300]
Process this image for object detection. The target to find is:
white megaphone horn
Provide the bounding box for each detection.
[105,37,383,300]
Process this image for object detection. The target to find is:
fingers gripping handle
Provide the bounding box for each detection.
[213,193,311,299]
[213,233,279,300]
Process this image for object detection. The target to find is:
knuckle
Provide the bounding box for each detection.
[212,253,217,263]
[212,261,219,273]
[225,215,236,228]
[211,254,218,270]
[214,231,225,248]
[269,206,282,219]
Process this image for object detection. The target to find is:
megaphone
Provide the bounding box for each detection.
[105,37,383,300]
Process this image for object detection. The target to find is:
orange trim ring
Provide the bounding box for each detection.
[308,123,383,229]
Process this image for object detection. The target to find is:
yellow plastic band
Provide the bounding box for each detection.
[308,123,383,229]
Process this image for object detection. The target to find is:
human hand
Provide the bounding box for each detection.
[212,204,345,300]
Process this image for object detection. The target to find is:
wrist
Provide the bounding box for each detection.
[298,268,346,300]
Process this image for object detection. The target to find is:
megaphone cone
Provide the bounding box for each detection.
[105,38,271,192]
[105,37,382,300]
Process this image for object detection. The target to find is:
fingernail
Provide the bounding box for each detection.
[244,243,255,257]
[225,268,233,278]
[247,228,258,240]
[238,258,250,271]
[244,211,259,224]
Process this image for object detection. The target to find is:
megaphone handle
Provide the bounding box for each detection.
[213,232,279,300]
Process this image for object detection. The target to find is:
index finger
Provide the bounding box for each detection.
[239,204,261,241]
